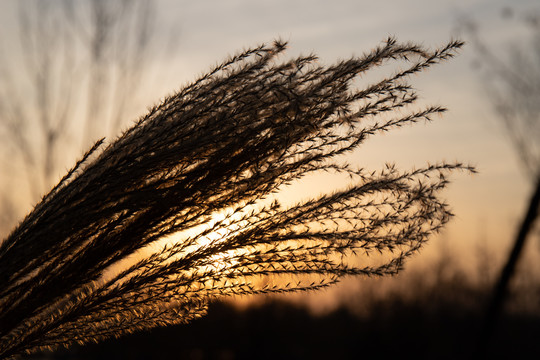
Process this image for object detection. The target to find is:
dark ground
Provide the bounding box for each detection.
[30,293,540,360]
[23,246,540,360]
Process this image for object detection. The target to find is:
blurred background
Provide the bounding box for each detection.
[1,0,539,358]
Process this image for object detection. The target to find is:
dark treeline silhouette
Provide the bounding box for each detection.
[23,236,540,359]
[31,261,540,360]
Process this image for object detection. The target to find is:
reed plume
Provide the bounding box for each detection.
[0,38,471,358]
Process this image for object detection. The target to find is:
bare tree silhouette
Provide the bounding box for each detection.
[0,38,471,359]
[462,9,540,353]
[0,0,161,224]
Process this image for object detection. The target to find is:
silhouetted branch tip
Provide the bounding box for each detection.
[0,38,471,359]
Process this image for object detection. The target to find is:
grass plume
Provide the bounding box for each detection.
[0,38,471,358]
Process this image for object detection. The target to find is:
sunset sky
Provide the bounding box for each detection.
[148,0,536,259]
[1,0,538,313]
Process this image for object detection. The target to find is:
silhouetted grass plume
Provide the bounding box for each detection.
[0,38,471,358]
